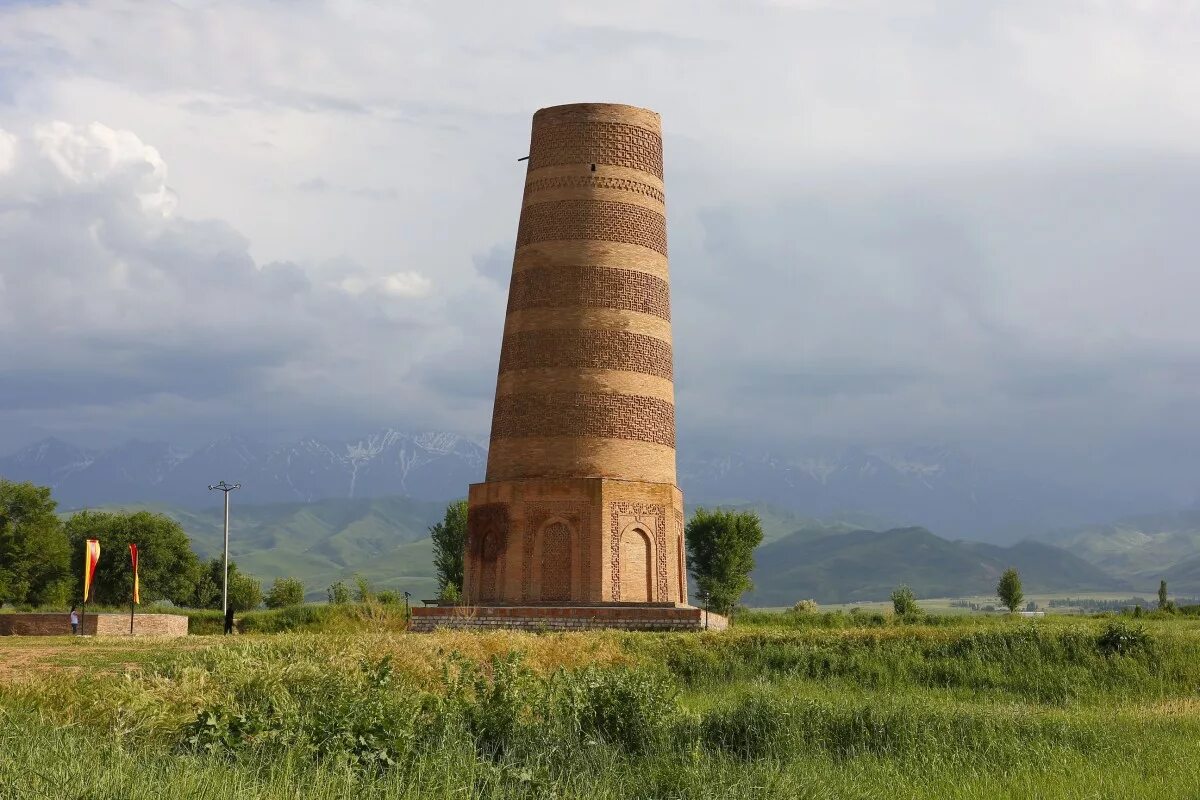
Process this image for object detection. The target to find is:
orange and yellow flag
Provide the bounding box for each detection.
[83,539,100,602]
[129,543,140,604]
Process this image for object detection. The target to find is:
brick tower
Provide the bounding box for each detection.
[462,102,688,609]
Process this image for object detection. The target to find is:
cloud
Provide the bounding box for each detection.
[0,122,460,447]
[0,1,1198,502]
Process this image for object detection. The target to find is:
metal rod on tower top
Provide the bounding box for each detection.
[207,481,241,625]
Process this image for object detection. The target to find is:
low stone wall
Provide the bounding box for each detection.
[410,604,728,633]
[0,613,188,637]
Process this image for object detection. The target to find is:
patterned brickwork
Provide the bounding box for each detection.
[608,501,667,601]
[528,120,663,178]
[540,521,572,601]
[524,174,665,204]
[506,266,670,321]
[521,501,589,601]
[516,200,668,256]
[499,329,673,380]
[491,393,675,448]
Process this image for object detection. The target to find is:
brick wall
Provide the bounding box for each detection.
[410,604,727,633]
[0,613,188,637]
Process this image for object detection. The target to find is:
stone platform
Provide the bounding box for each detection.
[409,603,727,633]
[0,613,188,637]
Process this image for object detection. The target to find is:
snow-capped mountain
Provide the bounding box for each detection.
[0,431,487,509]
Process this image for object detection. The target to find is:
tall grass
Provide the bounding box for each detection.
[3,618,1200,798]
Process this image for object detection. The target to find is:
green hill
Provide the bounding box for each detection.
[746,526,1126,606]
[119,496,449,601]
[1044,510,1200,588]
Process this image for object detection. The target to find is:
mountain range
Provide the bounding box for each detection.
[78,496,1155,605]
[0,432,1166,541]
[5,430,1197,603]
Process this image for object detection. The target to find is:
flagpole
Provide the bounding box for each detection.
[129,543,137,635]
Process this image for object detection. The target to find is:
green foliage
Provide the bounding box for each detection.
[327,581,350,605]
[228,572,263,612]
[997,568,1024,613]
[376,590,398,605]
[1096,621,1154,656]
[891,584,920,616]
[0,480,70,606]
[193,558,261,611]
[64,509,201,606]
[685,507,764,615]
[438,581,461,604]
[264,577,304,609]
[352,574,373,603]
[791,599,819,614]
[430,499,468,593]
[1157,579,1176,612]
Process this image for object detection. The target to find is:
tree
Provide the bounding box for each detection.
[328,580,350,605]
[264,577,305,609]
[193,558,261,611]
[997,568,1024,613]
[227,572,263,612]
[1158,579,1174,613]
[430,500,468,593]
[353,574,373,603]
[64,510,201,606]
[685,508,764,615]
[891,584,920,616]
[0,480,71,606]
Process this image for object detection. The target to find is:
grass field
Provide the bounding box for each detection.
[2,611,1199,799]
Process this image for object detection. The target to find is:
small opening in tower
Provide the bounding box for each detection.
[590,163,596,172]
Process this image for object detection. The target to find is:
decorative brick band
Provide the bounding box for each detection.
[507,265,670,321]
[516,200,667,256]
[499,329,673,380]
[491,393,675,448]
[529,120,663,178]
[524,175,665,205]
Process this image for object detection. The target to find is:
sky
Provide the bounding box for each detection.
[0,0,1198,501]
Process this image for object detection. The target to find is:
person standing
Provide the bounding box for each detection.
[69,605,79,636]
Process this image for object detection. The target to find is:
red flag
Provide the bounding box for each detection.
[129,543,140,605]
[83,539,100,602]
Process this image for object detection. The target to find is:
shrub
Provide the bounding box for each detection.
[352,575,372,604]
[377,590,398,605]
[228,573,263,612]
[1097,621,1154,656]
[891,585,920,616]
[791,599,819,615]
[439,582,461,604]
[264,577,304,609]
[327,581,350,605]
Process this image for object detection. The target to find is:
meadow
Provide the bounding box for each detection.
[2,610,1199,799]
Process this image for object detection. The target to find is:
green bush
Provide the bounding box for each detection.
[264,577,304,609]
[1097,622,1154,656]
[891,585,921,616]
[327,581,350,605]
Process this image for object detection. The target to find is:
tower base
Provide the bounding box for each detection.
[463,477,688,605]
[409,603,727,633]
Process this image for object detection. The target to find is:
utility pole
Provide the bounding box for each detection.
[207,481,241,623]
